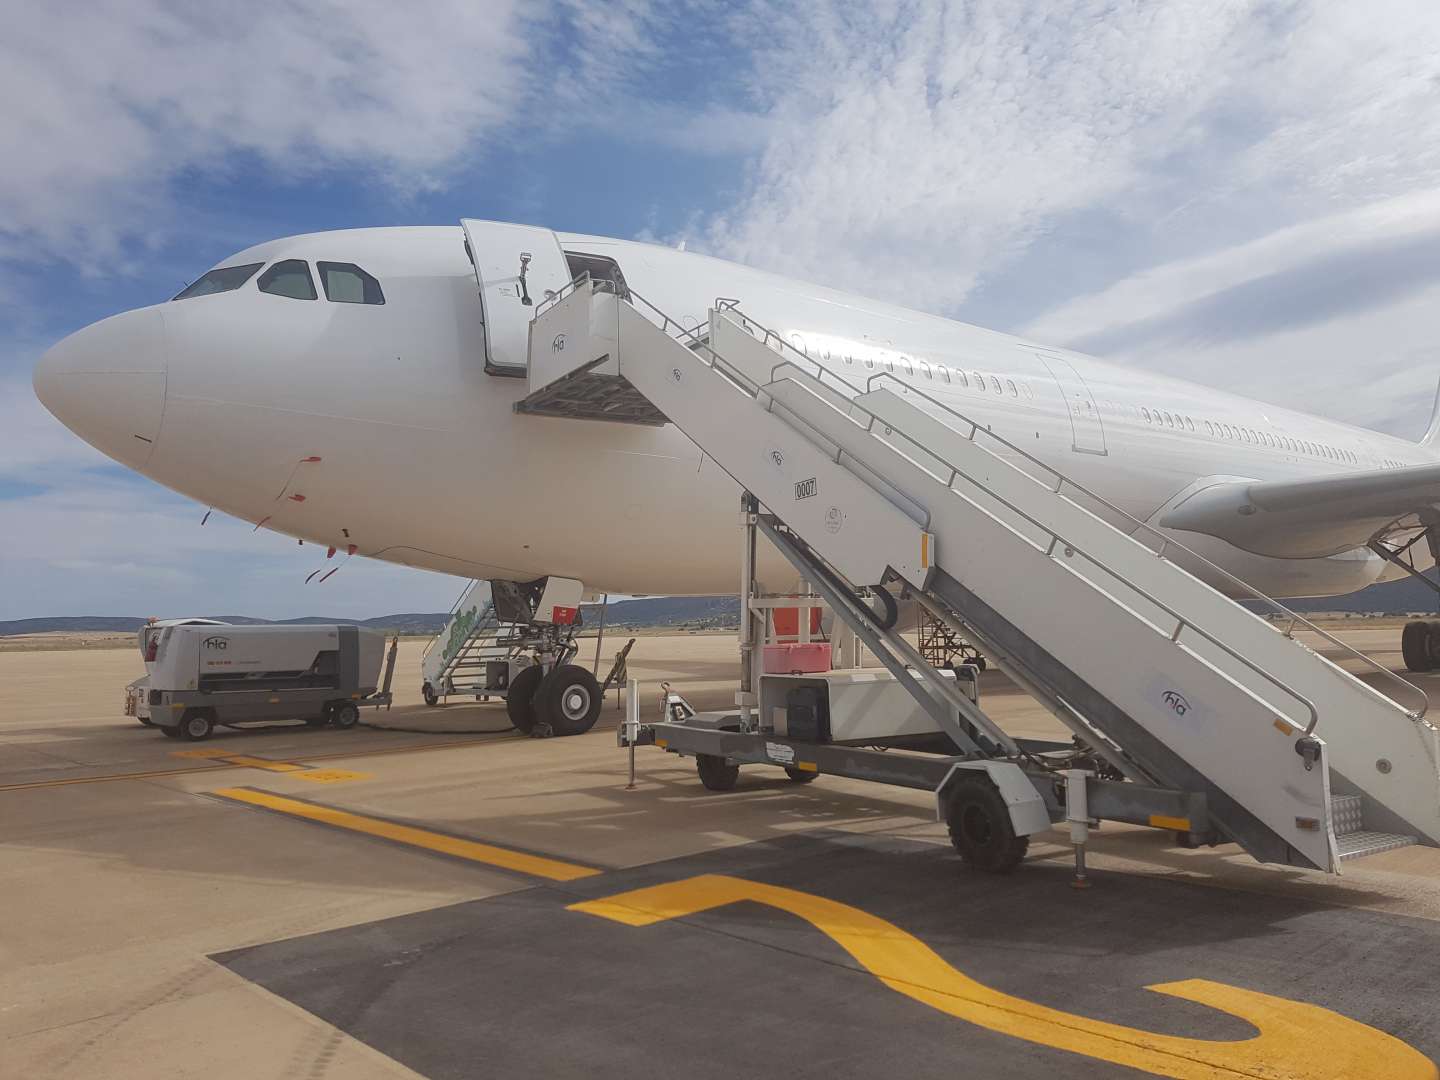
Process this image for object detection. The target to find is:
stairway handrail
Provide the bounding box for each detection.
[421,578,481,661]
[714,305,1428,726]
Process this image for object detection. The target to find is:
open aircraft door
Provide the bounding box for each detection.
[1037,351,1107,456]
[460,220,572,377]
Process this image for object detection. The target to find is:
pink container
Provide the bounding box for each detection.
[762,642,832,674]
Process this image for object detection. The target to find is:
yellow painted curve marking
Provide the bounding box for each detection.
[570,874,1436,1080]
[214,788,601,882]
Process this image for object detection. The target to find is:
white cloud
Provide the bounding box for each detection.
[1024,190,1440,347]
[0,374,113,477]
[697,1,1440,326]
[0,0,532,272]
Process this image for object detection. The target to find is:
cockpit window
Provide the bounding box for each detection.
[173,263,263,300]
[317,262,385,305]
[258,259,317,300]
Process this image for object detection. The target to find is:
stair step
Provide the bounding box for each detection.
[1330,793,1364,836]
[1336,830,1417,861]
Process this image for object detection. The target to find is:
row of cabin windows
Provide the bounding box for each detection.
[824,347,1035,399]
[173,260,384,304]
[1130,402,1367,464]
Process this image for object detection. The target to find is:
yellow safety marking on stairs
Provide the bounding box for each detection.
[1147,815,1191,832]
[214,788,602,882]
[292,769,372,784]
[570,874,1437,1080]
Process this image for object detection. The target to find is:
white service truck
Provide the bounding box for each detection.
[125,618,230,725]
[141,623,391,740]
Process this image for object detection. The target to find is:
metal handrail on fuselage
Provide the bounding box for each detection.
[714,304,1429,729]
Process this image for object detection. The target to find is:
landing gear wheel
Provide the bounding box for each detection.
[945,776,1028,873]
[1402,620,1433,673]
[179,709,215,742]
[533,665,603,737]
[422,682,439,707]
[330,702,360,730]
[784,766,818,783]
[506,664,544,734]
[696,753,740,791]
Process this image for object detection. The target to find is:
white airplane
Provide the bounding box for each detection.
[32,220,1440,693]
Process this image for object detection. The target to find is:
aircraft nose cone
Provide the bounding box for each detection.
[33,307,167,467]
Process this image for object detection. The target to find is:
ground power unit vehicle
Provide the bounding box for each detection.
[124,617,230,725]
[143,624,394,740]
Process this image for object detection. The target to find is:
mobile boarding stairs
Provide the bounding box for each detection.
[517,274,1440,874]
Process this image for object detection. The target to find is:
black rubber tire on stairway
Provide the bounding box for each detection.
[422,682,439,707]
[945,776,1029,873]
[505,664,544,734]
[784,766,819,783]
[696,753,740,791]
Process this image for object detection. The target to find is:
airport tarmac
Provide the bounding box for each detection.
[3,626,1440,1078]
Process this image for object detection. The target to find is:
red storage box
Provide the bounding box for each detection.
[762,642,832,674]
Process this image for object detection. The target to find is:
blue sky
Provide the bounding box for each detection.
[4,1,1440,620]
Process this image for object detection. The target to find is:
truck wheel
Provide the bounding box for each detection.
[422,682,439,707]
[784,766,818,783]
[945,776,1028,873]
[330,702,360,729]
[1402,620,1434,672]
[179,709,215,741]
[506,665,544,734]
[696,753,740,791]
[534,665,603,736]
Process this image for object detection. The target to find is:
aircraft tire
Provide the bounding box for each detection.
[534,664,602,737]
[1402,620,1433,673]
[505,664,544,734]
[945,776,1029,873]
[696,753,740,791]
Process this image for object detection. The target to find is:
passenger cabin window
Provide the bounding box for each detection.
[258,260,316,300]
[564,251,630,299]
[173,263,263,300]
[318,262,384,305]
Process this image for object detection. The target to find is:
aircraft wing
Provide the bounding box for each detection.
[1159,463,1440,558]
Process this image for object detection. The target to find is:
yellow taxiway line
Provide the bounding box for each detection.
[213,787,602,882]
[572,873,1437,1080]
[0,734,504,793]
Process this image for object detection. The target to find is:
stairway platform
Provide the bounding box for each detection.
[515,369,667,426]
[1337,830,1418,861]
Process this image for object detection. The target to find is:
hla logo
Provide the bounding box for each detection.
[1161,690,1190,716]
[203,636,229,651]
[551,333,567,353]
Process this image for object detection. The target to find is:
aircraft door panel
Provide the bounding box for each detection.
[1037,351,1107,456]
[460,220,571,376]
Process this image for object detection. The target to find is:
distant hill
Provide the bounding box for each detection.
[0,597,742,637]
[0,613,454,636]
[11,574,1431,640]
